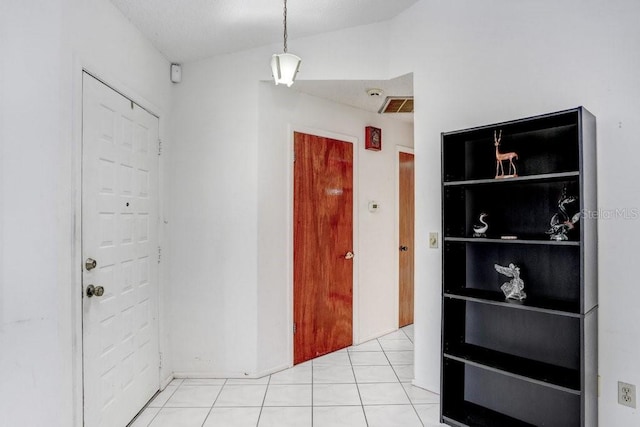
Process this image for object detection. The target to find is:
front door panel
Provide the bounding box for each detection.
[82,73,160,427]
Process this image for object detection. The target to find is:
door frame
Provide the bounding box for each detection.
[286,125,360,366]
[394,146,415,328]
[70,60,167,427]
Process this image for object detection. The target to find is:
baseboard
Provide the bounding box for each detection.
[411,378,440,395]
[172,362,291,380]
[160,374,174,390]
[253,363,292,378]
[357,327,399,345]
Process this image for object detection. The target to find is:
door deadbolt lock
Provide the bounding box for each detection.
[85,258,97,271]
[86,285,104,298]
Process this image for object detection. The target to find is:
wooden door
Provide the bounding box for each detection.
[399,152,415,327]
[293,132,354,364]
[82,73,160,427]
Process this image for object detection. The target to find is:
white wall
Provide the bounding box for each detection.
[1,3,69,425]
[165,27,412,375]
[256,84,413,372]
[165,51,261,377]
[387,0,640,425]
[0,0,171,425]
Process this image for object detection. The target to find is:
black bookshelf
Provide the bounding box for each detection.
[440,107,598,427]
[443,401,535,427]
[444,288,581,316]
[444,342,580,392]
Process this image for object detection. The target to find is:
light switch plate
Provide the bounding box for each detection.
[429,232,438,248]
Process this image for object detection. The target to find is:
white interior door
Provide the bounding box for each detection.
[82,73,160,427]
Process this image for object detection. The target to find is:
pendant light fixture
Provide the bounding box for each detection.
[271,0,301,87]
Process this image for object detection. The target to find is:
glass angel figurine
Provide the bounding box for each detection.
[494,263,527,301]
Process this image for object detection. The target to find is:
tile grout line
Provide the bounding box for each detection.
[199,378,227,427]
[348,343,370,427]
[404,327,425,427]
[382,328,425,427]
[402,326,414,344]
[143,380,181,426]
[399,326,425,426]
[255,373,272,426]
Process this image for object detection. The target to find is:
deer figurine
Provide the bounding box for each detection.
[494,130,518,178]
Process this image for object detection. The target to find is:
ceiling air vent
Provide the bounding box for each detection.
[379,96,414,114]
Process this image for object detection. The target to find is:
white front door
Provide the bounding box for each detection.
[82,73,160,427]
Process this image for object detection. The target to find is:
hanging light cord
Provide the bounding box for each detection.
[283,0,288,53]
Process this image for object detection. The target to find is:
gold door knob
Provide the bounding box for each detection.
[344,251,354,260]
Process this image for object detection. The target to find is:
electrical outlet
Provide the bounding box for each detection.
[618,381,636,408]
[429,232,438,249]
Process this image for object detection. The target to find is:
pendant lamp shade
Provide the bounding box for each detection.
[271,53,301,87]
[271,0,301,86]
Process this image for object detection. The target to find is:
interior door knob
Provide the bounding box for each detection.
[344,251,354,260]
[86,285,104,298]
[399,246,409,251]
[85,258,97,271]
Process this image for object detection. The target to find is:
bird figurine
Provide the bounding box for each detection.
[547,191,580,241]
[473,213,489,237]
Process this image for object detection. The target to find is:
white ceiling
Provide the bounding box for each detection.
[109,0,417,120]
[109,0,419,63]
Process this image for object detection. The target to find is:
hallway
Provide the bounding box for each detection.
[129,325,444,426]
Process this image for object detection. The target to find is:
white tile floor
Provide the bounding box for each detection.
[129,325,446,427]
